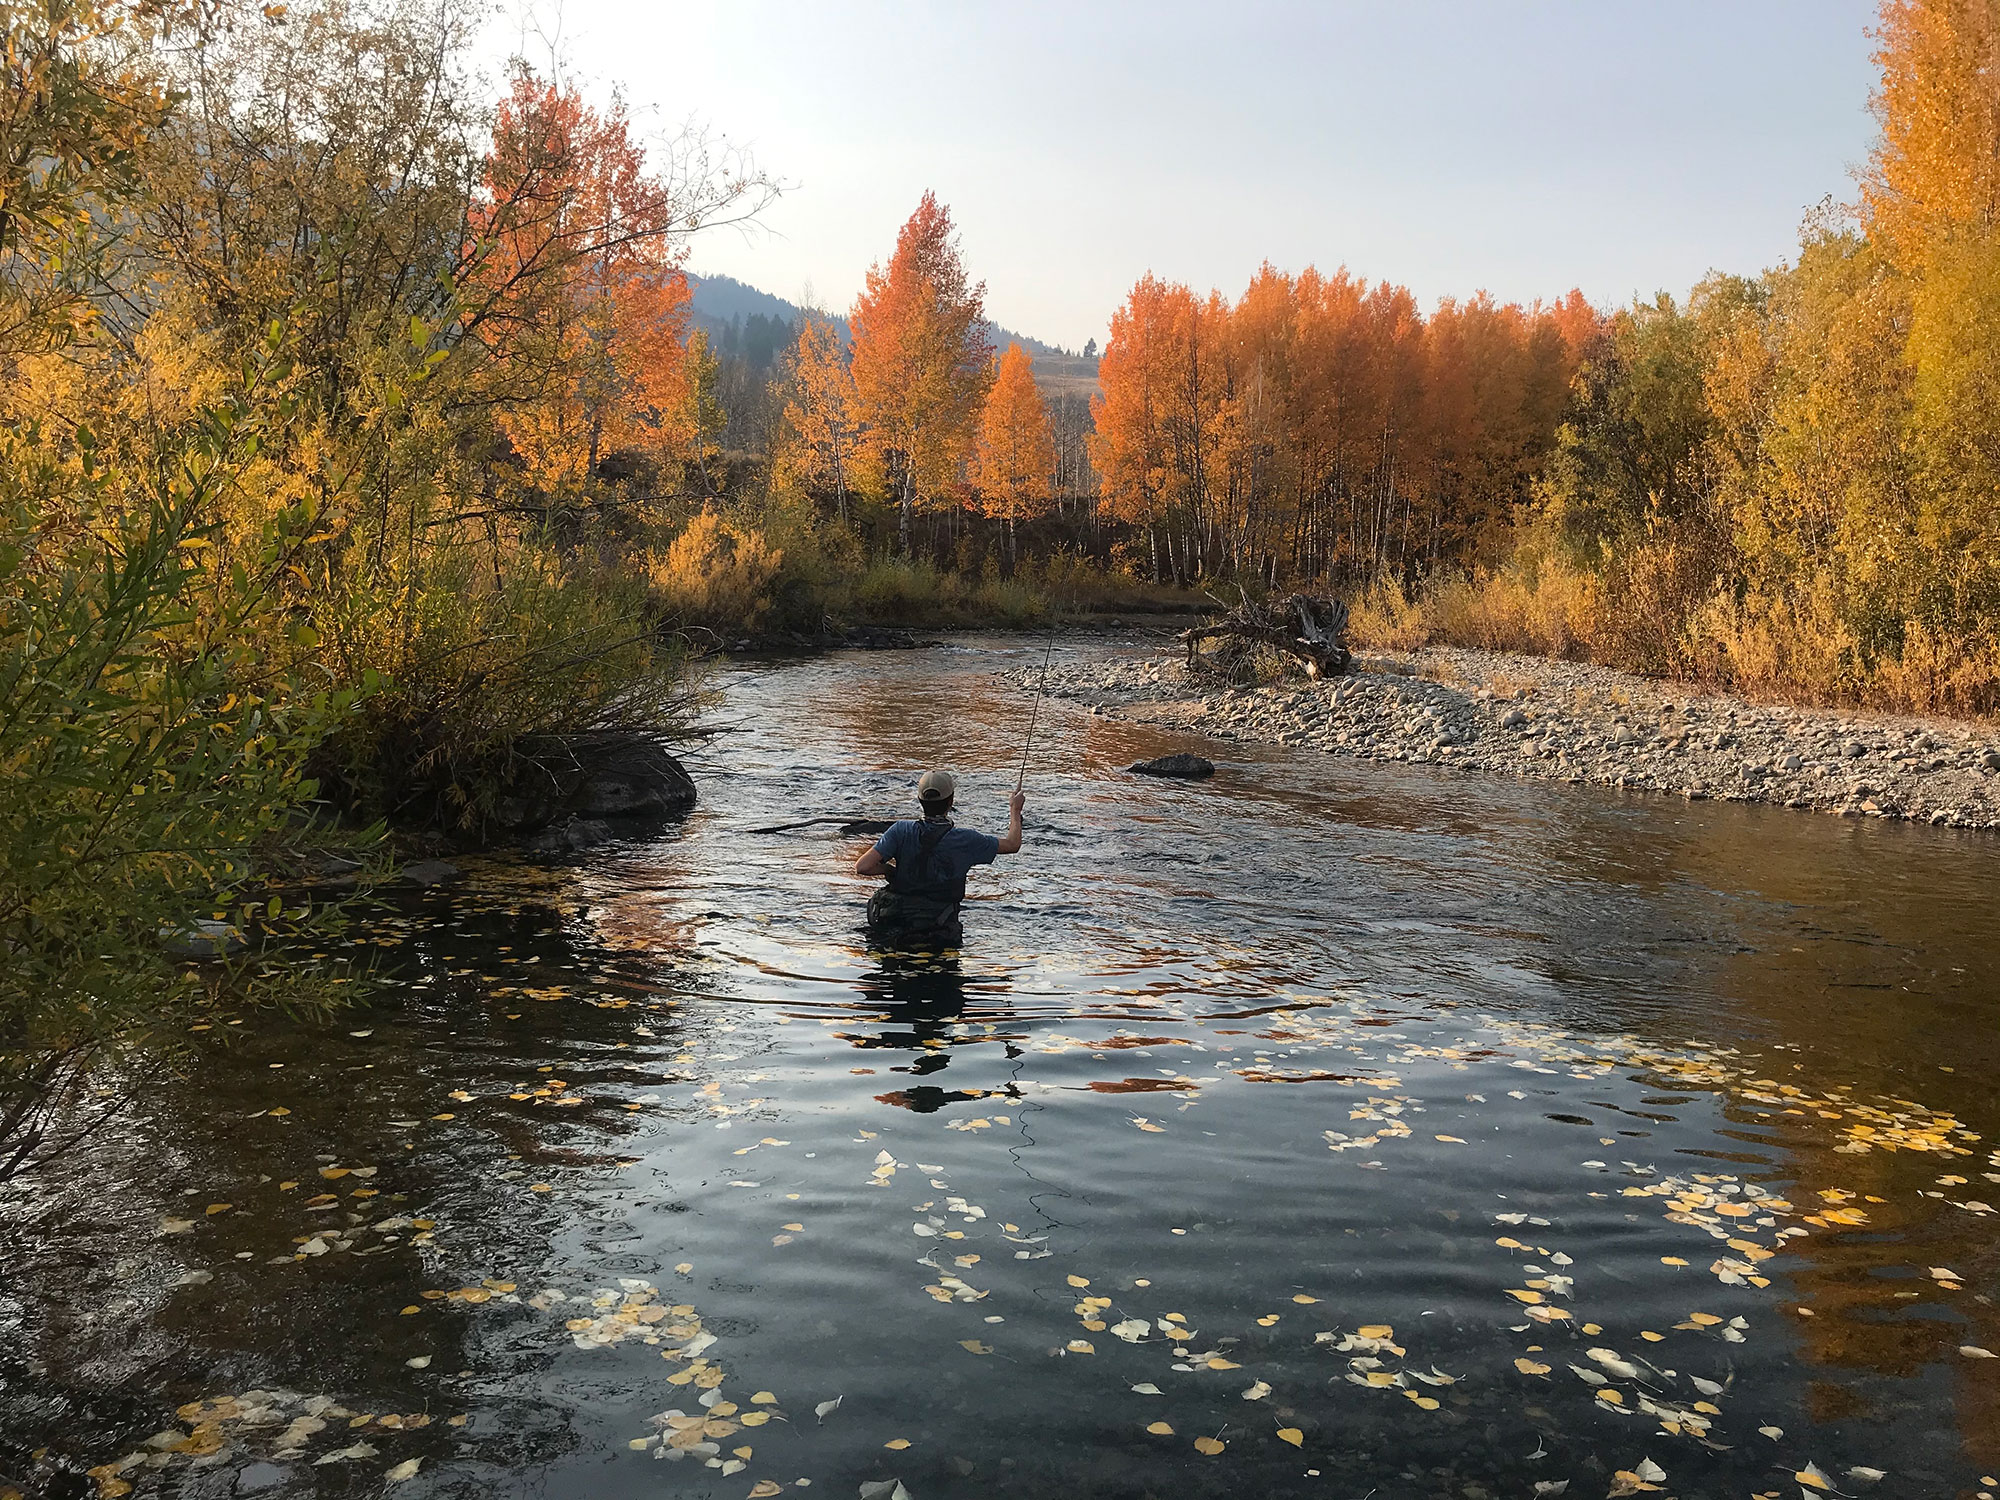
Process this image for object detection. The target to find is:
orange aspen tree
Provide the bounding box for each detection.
[971,342,1056,570]
[470,74,695,506]
[1091,275,1180,579]
[779,314,861,523]
[848,192,993,553]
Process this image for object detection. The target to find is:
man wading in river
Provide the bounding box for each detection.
[855,770,1023,947]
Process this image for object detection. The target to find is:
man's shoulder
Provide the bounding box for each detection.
[948,825,1000,857]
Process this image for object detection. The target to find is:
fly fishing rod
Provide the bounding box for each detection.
[1014,624,1059,793]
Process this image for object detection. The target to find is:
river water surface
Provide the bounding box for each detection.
[5,637,2000,1500]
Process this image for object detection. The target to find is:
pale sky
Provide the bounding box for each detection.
[501,1,1881,351]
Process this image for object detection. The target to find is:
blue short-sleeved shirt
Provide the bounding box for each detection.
[873,819,1000,900]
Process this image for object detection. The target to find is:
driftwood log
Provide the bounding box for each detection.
[1180,594,1352,679]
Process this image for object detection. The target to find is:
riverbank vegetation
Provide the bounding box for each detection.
[1087,1,2000,718]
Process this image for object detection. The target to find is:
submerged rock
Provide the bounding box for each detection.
[398,859,461,888]
[1126,752,1216,780]
[162,920,247,959]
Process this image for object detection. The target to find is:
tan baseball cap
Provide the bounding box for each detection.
[916,768,956,804]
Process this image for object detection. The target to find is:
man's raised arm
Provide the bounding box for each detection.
[997,790,1025,855]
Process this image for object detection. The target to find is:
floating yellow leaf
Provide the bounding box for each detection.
[1403,1390,1440,1410]
[1068,1340,1096,1354]
[1193,1436,1225,1455]
[1514,1358,1550,1376]
[1205,1356,1239,1369]
[1067,1275,1089,1288]
[884,1438,910,1450]
[750,1484,784,1499]
[1435,1134,1466,1144]
[958,1340,993,1355]
[1277,1427,1303,1447]
[1660,1256,1688,1266]
[1687,1312,1722,1326]
[1506,1289,1544,1304]
[1146,1421,1174,1436]
[750,1391,777,1404]
[1293,1294,1320,1305]
[1356,1324,1392,1338]
[739,1411,771,1427]
[1796,1463,1833,1491]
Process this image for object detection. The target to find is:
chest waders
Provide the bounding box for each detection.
[866,820,965,948]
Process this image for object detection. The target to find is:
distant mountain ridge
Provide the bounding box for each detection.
[687,273,1073,360]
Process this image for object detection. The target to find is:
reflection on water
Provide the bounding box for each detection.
[4,637,2000,1500]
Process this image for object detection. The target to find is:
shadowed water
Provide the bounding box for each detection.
[4,637,1999,1500]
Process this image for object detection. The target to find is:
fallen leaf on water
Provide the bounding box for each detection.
[1146,1421,1173,1436]
[1848,1468,1887,1484]
[749,1484,784,1499]
[1066,1275,1089,1288]
[1515,1358,1551,1376]
[884,1438,910,1450]
[313,1442,377,1465]
[1068,1340,1096,1355]
[1193,1436,1225,1455]
[1532,1483,1569,1497]
[1356,1324,1392,1338]
[1961,1345,1997,1358]
[813,1397,841,1423]
[1131,1382,1162,1396]
[958,1340,993,1355]
[1759,1426,1784,1439]
[1293,1294,1319,1305]
[1403,1391,1440,1410]
[1796,1462,1832,1491]
[1435,1134,1467,1144]
[1660,1256,1688,1266]
[405,1356,430,1369]
[738,1412,771,1428]
[386,1459,421,1482]
[1241,1381,1271,1400]
[1608,1466,1663,1496]
[1277,1427,1303,1448]
[1507,1289,1545,1305]
[750,1392,777,1405]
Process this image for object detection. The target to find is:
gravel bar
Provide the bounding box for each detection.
[1018,643,2000,831]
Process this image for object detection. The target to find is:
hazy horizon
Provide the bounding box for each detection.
[497,1,1877,350]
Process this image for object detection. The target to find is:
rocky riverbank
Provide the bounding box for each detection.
[1023,643,2000,830]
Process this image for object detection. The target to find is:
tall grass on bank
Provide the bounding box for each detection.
[1348,550,2000,721]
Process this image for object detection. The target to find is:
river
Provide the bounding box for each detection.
[4,636,1998,1500]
